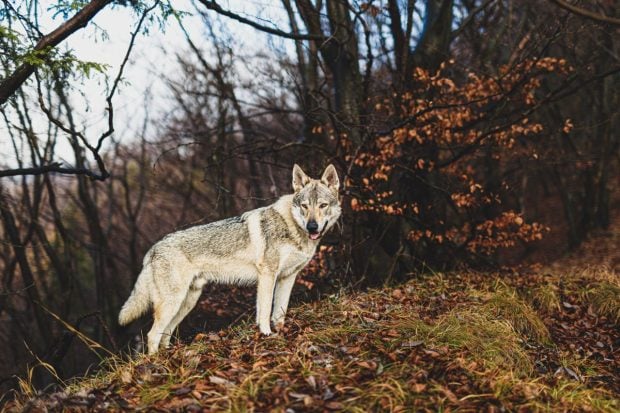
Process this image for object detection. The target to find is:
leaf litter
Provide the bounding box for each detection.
[5,264,619,412]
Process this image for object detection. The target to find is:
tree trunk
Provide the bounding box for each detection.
[411,0,454,72]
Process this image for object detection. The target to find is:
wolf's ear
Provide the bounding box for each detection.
[321,164,340,193]
[292,164,310,192]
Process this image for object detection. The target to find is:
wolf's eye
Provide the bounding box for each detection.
[319,203,328,209]
[301,204,309,210]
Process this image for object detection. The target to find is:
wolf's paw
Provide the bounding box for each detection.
[272,320,285,332]
[259,325,273,336]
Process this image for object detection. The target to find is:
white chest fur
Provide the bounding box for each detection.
[277,244,316,275]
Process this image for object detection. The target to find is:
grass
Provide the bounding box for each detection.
[424,307,534,375]
[547,266,620,323]
[4,268,619,412]
[538,381,619,412]
[488,375,618,412]
[528,281,561,313]
[482,285,552,345]
[584,282,620,322]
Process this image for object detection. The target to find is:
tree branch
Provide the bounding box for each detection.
[96,0,161,152]
[0,163,108,180]
[196,0,325,41]
[451,0,496,40]
[0,1,160,182]
[548,0,620,26]
[0,0,113,105]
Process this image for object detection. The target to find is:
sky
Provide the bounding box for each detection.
[1,0,295,169]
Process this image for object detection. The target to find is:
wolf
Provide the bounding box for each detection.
[118,164,341,354]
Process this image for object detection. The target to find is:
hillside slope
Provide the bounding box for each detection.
[5,266,619,412]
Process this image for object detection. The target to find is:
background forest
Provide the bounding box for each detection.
[0,0,618,399]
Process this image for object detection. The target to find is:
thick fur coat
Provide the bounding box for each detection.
[118,164,341,354]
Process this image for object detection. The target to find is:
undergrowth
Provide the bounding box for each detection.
[584,282,620,322]
[3,267,619,412]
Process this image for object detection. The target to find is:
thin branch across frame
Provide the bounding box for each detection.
[197,0,326,41]
[0,1,161,181]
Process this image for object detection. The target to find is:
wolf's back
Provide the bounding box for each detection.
[118,261,152,325]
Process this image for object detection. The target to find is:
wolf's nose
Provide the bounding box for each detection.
[306,220,319,232]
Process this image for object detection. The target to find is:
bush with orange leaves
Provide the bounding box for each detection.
[345,58,571,264]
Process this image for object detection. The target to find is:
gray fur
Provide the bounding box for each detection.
[118,164,342,354]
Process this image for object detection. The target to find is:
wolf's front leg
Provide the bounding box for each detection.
[271,273,297,329]
[256,272,277,335]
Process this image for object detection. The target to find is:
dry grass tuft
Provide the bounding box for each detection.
[560,266,620,322]
[347,376,412,412]
[481,286,552,345]
[536,381,619,412]
[528,282,561,314]
[584,282,620,322]
[574,266,620,285]
[420,307,533,376]
[488,374,619,413]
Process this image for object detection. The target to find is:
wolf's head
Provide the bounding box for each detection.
[291,164,341,240]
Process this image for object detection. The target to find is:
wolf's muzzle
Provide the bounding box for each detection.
[307,220,321,240]
[306,220,319,233]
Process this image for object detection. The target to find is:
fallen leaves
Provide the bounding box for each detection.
[5,268,619,412]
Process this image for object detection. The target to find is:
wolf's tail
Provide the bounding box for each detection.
[118,263,152,326]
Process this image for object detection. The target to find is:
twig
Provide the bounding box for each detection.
[197,0,325,41]
[0,0,112,105]
[548,0,620,26]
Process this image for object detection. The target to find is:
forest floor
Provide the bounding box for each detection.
[3,213,620,412]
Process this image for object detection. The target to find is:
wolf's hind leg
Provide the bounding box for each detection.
[147,293,186,354]
[161,287,203,348]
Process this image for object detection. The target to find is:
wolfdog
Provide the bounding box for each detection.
[118,164,341,354]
